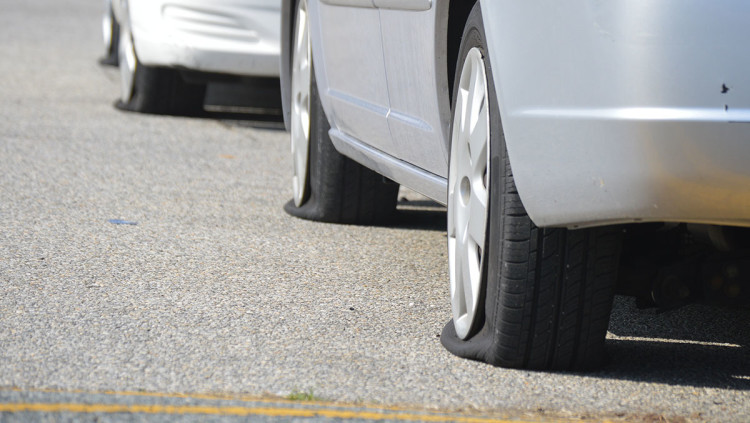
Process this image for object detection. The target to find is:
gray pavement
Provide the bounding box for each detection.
[1,1,749,422]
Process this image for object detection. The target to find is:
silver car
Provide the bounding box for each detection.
[279,0,750,370]
[102,0,280,115]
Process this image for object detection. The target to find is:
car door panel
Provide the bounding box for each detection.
[312,1,397,155]
[379,6,450,177]
[373,0,431,10]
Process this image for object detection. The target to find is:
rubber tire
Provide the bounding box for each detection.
[100,4,120,67]
[283,9,398,224]
[118,64,206,116]
[440,4,622,371]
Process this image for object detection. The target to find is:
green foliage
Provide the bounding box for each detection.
[286,388,320,401]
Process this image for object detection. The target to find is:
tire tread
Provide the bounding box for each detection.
[120,65,206,116]
[485,133,621,371]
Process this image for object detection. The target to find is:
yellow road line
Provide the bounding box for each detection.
[1,387,416,412]
[0,402,537,423]
[0,388,616,422]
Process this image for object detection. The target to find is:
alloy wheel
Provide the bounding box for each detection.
[291,0,312,207]
[448,47,491,340]
[118,2,136,102]
[102,0,114,53]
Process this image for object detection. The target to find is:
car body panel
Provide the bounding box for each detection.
[314,1,394,152]
[380,7,450,176]
[126,0,280,77]
[481,0,750,227]
[308,0,450,200]
[329,128,448,201]
[293,0,750,228]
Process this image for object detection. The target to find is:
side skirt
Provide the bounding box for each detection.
[328,128,447,204]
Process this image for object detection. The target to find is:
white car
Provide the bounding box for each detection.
[279,0,750,371]
[102,0,280,115]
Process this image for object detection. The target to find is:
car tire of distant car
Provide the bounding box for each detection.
[284,0,398,224]
[117,16,206,116]
[100,0,120,67]
[440,4,622,371]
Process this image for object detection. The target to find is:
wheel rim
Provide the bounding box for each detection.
[291,0,311,207]
[102,1,113,53]
[448,47,490,340]
[118,4,136,103]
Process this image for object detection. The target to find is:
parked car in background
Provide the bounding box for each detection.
[102,0,280,115]
[279,0,750,371]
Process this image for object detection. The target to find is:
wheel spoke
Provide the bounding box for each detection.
[468,195,487,248]
[448,237,458,293]
[294,134,307,169]
[294,9,307,53]
[299,64,310,97]
[454,104,473,182]
[460,245,475,313]
[292,62,302,95]
[469,64,485,130]
[466,61,479,122]
[447,195,458,238]
[469,97,488,171]
[290,110,299,152]
[458,87,470,148]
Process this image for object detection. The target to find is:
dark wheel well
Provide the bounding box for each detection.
[280,0,295,131]
[446,0,478,102]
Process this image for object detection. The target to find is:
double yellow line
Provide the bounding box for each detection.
[0,388,605,422]
[0,402,523,422]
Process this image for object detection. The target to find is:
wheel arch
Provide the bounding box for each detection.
[445,0,477,103]
[437,0,478,154]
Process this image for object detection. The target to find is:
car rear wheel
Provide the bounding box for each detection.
[117,5,205,116]
[284,0,398,224]
[440,4,622,371]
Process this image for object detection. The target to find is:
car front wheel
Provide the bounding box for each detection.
[440,4,622,371]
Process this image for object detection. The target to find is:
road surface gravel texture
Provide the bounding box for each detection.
[1,1,749,422]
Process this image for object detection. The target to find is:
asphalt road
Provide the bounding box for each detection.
[1,1,750,422]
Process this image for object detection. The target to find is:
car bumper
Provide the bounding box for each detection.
[129,0,280,77]
[482,0,750,228]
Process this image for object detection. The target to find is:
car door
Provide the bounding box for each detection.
[379,1,450,178]
[311,0,396,155]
